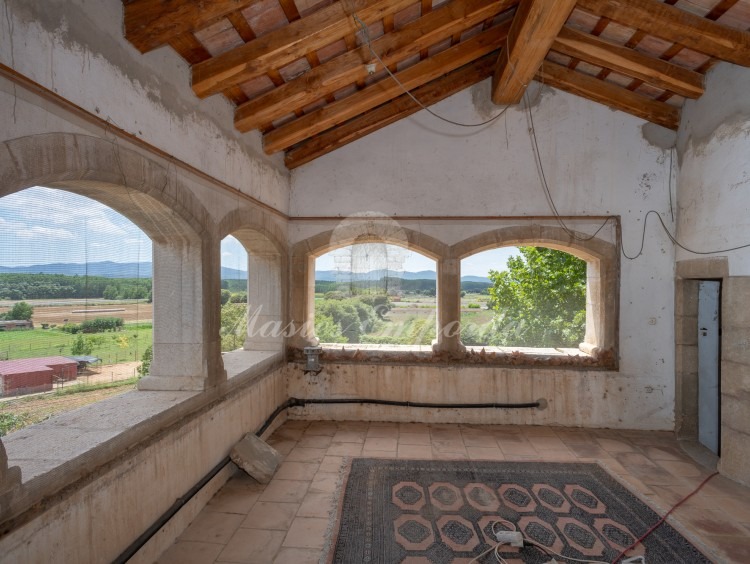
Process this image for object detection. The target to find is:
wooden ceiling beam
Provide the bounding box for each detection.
[191,0,415,99]
[577,0,750,67]
[235,0,518,132]
[263,23,511,154]
[552,26,703,99]
[285,53,498,168]
[124,0,259,53]
[491,0,577,104]
[537,61,680,130]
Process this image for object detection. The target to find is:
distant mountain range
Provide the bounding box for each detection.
[312,269,491,283]
[0,261,246,280]
[0,262,492,284]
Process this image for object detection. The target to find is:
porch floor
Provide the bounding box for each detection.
[158,420,750,563]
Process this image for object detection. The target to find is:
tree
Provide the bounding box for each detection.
[220,302,247,352]
[486,247,586,348]
[220,289,231,305]
[138,345,153,377]
[70,334,94,356]
[5,301,33,321]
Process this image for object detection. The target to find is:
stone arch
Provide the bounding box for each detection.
[452,225,619,358]
[217,209,288,356]
[0,132,219,390]
[289,217,446,348]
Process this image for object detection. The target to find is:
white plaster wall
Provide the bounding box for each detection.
[0,0,290,212]
[290,82,677,430]
[676,63,750,276]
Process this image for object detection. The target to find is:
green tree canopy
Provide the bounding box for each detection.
[487,246,586,348]
[5,301,33,321]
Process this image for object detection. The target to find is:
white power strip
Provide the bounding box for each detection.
[494,530,524,547]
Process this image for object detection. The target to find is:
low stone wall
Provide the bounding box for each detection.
[286,362,673,430]
[0,364,287,563]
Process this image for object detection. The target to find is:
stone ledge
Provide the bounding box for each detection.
[288,344,613,369]
[0,355,286,530]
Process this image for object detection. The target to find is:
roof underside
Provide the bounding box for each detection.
[122,0,750,168]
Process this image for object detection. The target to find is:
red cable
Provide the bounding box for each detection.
[613,471,719,563]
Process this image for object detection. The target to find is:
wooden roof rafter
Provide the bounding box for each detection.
[121,0,750,166]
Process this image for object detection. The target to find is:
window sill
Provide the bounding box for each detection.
[306,343,613,368]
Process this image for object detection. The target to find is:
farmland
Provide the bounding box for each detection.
[0,300,152,363]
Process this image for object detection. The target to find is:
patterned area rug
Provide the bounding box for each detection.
[329,460,708,563]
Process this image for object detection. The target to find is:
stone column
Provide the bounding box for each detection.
[287,251,318,350]
[138,240,215,391]
[718,276,750,485]
[433,258,465,355]
[245,251,284,351]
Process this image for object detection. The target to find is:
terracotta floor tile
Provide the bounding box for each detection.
[366,425,399,438]
[309,472,340,494]
[430,429,463,442]
[466,446,505,461]
[398,444,434,459]
[399,422,430,432]
[216,528,285,563]
[673,507,750,537]
[364,437,398,451]
[157,540,224,564]
[326,442,363,456]
[497,440,537,456]
[526,435,568,451]
[296,434,333,449]
[318,455,345,473]
[297,492,335,518]
[655,458,709,478]
[158,421,750,564]
[432,440,467,454]
[241,502,299,530]
[284,447,327,463]
[304,422,338,436]
[567,443,611,460]
[266,439,296,456]
[179,511,245,544]
[701,535,750,563]
[432,451,468,460]
[641,445,687,461]
[332,430,366,443]
[461,432,498,448]
[272,547,323,564]
[596,438,637,453]
[282,517,329,549]
[258,480,309,503]
[205,485,261,515]
[398,432,431,445]
[274,461,319,481]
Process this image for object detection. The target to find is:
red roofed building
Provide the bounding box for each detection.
[0,357,78,396]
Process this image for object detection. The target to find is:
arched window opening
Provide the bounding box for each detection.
[315,242,437,347]
[220,235,249,353]
[460,246,587,351]
[0,187,152,434]
[219,229,284,378]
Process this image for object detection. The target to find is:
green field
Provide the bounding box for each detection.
[0,323,152,363]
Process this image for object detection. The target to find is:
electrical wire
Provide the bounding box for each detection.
[613,471,719,563]
[352,13,512,128]
[523,92,750,259]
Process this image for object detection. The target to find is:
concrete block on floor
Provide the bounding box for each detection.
[230,433,281,484]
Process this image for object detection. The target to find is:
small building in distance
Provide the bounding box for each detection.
[0,320,34,331]
[0,356,78,396]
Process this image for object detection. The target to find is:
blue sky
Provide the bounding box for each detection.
[314,243,516,278]
[1,187,516,278]
[0,187,151,267]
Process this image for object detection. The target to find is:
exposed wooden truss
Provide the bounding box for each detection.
[122,0,750,167]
